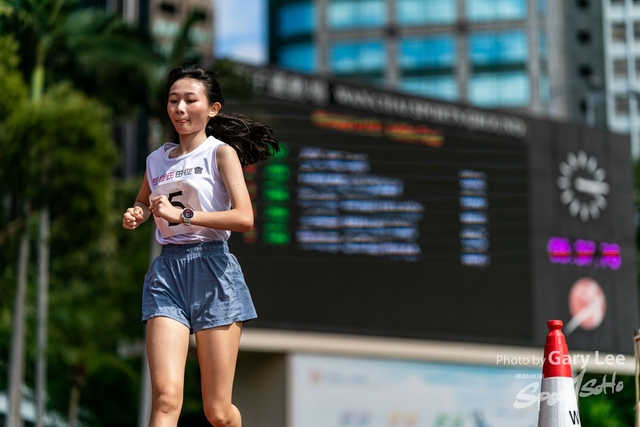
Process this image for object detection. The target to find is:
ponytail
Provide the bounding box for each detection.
[206,112,279,167]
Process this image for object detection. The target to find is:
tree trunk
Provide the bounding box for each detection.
[7,223,30,427]
[36,208,50,427]
[68,383,81,427]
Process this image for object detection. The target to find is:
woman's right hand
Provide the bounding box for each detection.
[123,205,145,229]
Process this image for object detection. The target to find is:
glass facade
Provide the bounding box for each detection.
[271,0,543,109]
[469,30,529,106]
[401,75,458,101]
[396,0,457,26]
[278,2,315,37]
[399,36,456,69]
[469,30,528,65]
[399,35,458,101]
[469,72,530,106]
[330,40,385,73]
[466,0,527,22]
[327,0,387,29]
[278,43,317,72]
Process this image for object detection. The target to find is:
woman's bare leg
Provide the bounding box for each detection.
[146,317,190,427]
[195,322,243,427]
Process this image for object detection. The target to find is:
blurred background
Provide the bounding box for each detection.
[2,0,640,426]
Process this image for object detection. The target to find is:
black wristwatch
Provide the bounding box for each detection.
[181,208,194,225]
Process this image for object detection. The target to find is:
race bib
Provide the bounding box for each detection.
[150,179,203,238]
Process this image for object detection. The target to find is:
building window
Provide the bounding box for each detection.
[613,59,627,80]
[610,22,640,43]
[330,40,385,73]
[469,30,528,66]
[401,75,459,101]
[615,95,629,115]
[466,0,526,22]
[327,0,387,29]
[396,0,457,25]
[469,71,530,107]
[610,23,624,42]
[192,9,208,21]
[610,0,640,5]
[469,31,528,107]
[278,43,317,72]
[159,2,177,15]
[278,2,315,38]
[612,58,640,80]
[400,36,456,69]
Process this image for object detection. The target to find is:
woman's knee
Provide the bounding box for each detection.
[153,384,183,414]
[203,402,239,427]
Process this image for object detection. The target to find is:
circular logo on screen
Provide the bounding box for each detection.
[557,151,610,222]
[565,277,606,335]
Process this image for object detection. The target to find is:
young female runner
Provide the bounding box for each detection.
[123,65,278,427]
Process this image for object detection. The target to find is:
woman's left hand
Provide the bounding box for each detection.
[150,195,182,223]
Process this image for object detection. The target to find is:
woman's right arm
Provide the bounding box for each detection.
[122,171,152,230]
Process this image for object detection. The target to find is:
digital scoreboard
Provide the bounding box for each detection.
[227,65,638,353]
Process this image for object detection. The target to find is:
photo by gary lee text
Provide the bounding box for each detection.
[496,351,626,370]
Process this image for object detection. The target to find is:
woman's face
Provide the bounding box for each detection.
[167,78,221,138]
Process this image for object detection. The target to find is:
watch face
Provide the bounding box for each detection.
[182,208,194,219]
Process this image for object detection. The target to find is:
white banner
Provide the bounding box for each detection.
[290,353,539,427]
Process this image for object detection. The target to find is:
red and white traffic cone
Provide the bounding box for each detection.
[538,320,581,427]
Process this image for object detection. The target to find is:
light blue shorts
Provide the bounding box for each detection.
[142,240,257,334]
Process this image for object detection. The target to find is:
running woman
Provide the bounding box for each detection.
[122,65,278,427]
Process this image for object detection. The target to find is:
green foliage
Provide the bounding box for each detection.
[0,0,76,81]
[213,59,256,104]
[36,176,153,426]
[107,177,155,340]
[0,35,28,127]
[0,34,29,397]
[0,0,158,114]
[578,371,635,426]
[0,33,21,68]
[1,82,116,243]
[80,360,141,427]
[0,30,150,425]
[50,8,159,113]
[166,9,206,70]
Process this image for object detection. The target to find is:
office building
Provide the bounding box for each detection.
[269,0,608,127]
[603,0,640,156]
[149,0,214,63]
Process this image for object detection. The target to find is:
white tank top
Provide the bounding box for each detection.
[146,136,231,244]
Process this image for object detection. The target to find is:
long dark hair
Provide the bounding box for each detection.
[166,65,279,166]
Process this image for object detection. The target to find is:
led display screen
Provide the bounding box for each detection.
[225,66,638,352]
[228,100,532,345]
